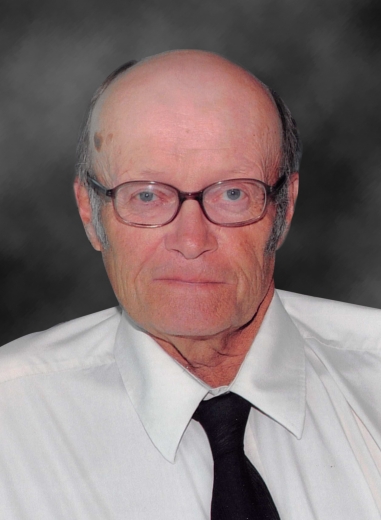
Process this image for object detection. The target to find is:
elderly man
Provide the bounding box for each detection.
[1,51,380,519]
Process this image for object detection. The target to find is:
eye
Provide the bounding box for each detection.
[138,191,156,202]
[224,188,242,201]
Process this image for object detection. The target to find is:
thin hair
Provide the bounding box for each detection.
[76,60,138,248]
[265,88,302,253]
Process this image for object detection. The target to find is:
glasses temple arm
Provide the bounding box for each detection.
[267,174,287,197]
[86,173,113,197]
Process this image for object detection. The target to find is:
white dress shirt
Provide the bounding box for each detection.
[0,290,380,519]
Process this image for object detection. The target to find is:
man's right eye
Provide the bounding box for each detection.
[137,191,156,202]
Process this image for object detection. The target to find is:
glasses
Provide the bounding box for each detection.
[87,172,286,228]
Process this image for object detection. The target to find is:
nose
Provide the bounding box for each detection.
[164,200,218,259]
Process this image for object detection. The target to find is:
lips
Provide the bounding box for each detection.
[151,265,235,285]
[154,277,225,284]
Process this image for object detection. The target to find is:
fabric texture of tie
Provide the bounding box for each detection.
[193,392,281,520]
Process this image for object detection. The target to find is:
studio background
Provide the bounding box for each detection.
[1,0,381,346]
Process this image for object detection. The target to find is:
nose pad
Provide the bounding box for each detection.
[164,200,218,259]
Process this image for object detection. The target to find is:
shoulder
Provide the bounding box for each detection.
[0,307,122,384]
[277,289,381,353]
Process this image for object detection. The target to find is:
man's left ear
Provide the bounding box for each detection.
[276,172,299,250]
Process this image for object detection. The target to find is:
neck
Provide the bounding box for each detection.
[152,283,275,387]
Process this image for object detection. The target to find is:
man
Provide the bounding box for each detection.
[1,50,380,519]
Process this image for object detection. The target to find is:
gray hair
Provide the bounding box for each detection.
[75,60,302,251]
[265,88,302,253]
[76,60,138,248]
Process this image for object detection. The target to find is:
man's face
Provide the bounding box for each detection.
[79,57,295,344]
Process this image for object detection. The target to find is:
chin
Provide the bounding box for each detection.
[143,306,240,339]
[125,284,253,339]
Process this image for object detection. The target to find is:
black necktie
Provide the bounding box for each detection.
[193,392,280,520]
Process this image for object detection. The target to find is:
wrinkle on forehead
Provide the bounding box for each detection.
[90,51,282,182]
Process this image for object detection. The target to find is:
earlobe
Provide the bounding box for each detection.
[73,177,103,251]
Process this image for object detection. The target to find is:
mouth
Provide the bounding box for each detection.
[155,278,225,285]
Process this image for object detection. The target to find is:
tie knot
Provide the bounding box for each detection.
[193,393,251,458]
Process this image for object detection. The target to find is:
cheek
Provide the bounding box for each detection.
[235,244,272,298]
[101,222,164,302]
[226,223,275,301]
[226,219,274,271]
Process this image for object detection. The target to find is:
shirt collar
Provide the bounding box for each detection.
[230,290,306,438]
[114,315,209,463]
[114,290,306,463]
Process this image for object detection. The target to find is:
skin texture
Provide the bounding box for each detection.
[74,50,299,387]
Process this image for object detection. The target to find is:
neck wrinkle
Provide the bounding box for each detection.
[152,281,275,387]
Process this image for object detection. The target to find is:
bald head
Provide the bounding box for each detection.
[90,51,282,182]
[76,50,301,250]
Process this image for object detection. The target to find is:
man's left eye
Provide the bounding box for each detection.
[224,188,242,201]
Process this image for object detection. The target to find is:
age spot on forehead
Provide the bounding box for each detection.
[94,132,103,152]
[106,133,114,144]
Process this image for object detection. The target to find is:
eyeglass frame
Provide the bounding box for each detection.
[86,171,287,228]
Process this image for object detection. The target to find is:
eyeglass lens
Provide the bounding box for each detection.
[114,179,267,226]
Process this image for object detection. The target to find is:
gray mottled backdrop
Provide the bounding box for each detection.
[1,0,381,345]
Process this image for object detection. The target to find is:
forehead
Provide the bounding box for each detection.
[90,55,282,184]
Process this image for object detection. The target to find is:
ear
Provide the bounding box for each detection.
[276,172,299,250]
[73,177,103,251]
